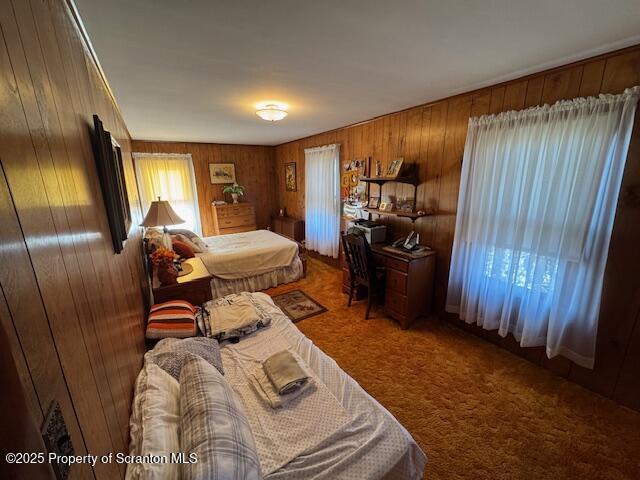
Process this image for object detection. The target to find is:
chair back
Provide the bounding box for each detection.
[342,230,374,286]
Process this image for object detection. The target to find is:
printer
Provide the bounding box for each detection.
[347,219,387,244]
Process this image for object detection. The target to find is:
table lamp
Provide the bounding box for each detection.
[140,197,185,251]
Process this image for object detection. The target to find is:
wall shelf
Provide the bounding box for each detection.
[361,170,424,222]
[363,207,430,223]
[359,176,419,186]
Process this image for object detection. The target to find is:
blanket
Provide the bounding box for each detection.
[198,230,298,280]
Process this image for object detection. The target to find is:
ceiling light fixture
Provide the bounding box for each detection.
[256,104,288,121]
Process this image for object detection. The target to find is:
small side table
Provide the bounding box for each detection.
[152,257,213,306]
[272,216,305,242]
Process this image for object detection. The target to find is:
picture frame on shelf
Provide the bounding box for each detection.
[386,157,404,178]
[285,162,297,191]
[209,163,236,184]
[368,197,380,209]
[379,201,394,212]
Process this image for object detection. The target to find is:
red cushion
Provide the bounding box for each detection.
[172,240,195,258]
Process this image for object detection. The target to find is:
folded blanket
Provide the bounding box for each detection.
[204,294,273,342]
[250,364,315,408]
[263,350,309,395]
[208,296,260,337]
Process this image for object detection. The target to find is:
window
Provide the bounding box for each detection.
[304,144,340,258]
[447,87,639,369]
[133,153,202,234]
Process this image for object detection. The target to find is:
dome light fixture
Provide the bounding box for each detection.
[256,103,288,121]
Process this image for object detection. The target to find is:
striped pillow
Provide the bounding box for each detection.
[146,300,197,339]
[180,354,261,480]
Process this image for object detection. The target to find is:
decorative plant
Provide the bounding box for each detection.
[222,183,245,196]
[149,247,177,268]
[223,183,245,203]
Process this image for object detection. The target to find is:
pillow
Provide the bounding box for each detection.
[190,235,207,252]
[174,234,204,254]
[148,337,224,381]
[126,366,148,469]
[144,227,165,251]
[179,355,262,480]
[172,240,195,259]
[168,228,197,238]
[169,229,208,252]
[147,301,197,339]
[126,363,180,480]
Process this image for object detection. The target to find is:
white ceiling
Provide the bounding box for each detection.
[74,0,640,146]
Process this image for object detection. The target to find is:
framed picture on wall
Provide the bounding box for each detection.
[341,173,350,187]
[91,114,131,254]
[209,163,236,184]
[285,162,297,191]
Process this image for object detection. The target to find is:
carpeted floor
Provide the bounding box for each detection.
[265,258,640,480]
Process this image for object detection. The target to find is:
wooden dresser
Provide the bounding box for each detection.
[272,216,304,242]
[342,244,436,329]
[211,203,256,235]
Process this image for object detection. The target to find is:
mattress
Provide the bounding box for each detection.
[197,230,299,280]
[219,293,427,479]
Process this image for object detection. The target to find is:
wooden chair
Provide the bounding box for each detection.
[342,231,386,319]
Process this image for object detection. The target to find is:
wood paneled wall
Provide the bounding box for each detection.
[0,0,147,478]
[131,141,277,236]
[274,45,640,410]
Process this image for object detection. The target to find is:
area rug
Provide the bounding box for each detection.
[271,289,327,322]
[265,259,640,480]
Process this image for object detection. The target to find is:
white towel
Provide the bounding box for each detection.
[249,364,314,408]
[262,350,309,395]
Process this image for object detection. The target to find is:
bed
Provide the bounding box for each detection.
[132,292,427,479]
[217,293,427,479]
[196,229,304,298]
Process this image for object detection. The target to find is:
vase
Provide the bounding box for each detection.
[231,193,239,204]
[157,263,178,286]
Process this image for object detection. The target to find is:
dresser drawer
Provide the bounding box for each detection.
[217,205,255,218]
[373,253,386,266]
[385,291,408,315]
[218,214,255,228]
[386,268,408,294]
[386,257,409,273]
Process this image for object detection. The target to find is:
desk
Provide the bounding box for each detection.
[342,244,436,329]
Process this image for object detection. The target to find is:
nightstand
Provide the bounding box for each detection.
[152,257,213,306]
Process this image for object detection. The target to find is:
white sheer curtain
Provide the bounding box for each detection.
[305,144,341,258]
[133,153,202,234]
[447,87,639,369]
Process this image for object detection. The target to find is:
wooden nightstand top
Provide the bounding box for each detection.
[152,257,211,290]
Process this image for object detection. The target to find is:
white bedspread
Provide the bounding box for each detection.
[223,348,352,475]
[219,293,427,480]
[198,230,298,280]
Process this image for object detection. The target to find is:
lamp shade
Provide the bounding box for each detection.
[140,199,185,228]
